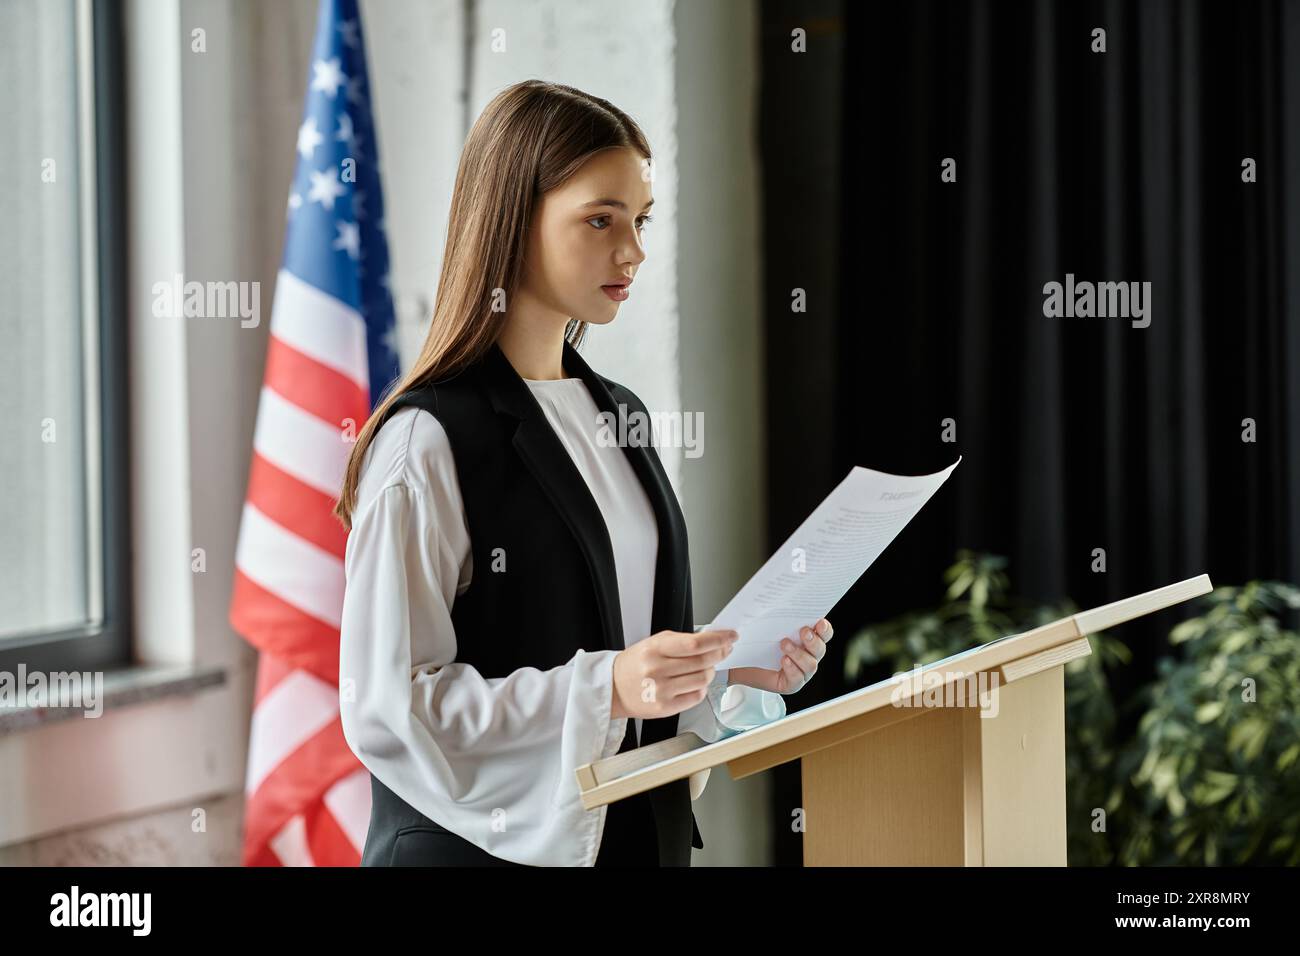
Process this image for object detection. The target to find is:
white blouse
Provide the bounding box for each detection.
[338,376,786,867]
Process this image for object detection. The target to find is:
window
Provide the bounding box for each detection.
[0,0,130,675]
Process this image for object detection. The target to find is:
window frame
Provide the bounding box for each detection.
[0,0,131,676]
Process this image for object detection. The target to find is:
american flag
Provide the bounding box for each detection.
[230,0,399,867]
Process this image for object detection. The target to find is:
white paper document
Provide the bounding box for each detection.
[706,456,962,671]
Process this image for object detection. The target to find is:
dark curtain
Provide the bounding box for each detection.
[761,0,1300,865]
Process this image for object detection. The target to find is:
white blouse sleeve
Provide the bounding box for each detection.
[338,408,629,867]
[674,666,788,800]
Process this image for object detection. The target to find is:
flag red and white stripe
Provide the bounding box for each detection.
[230,0,399,867]
[230,270,374,867]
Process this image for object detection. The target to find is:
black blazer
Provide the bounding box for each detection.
[360,338,702,866]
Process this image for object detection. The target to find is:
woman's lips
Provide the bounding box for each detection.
[601,284,630,302]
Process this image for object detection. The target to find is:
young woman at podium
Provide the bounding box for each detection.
[333,81,830,867]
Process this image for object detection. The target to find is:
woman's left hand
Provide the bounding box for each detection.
[726,618,833,694]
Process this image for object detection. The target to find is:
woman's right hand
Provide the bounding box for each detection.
[611,629,739,720]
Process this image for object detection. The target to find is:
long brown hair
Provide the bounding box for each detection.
[333,80,652,529]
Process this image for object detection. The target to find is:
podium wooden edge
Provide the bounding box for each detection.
[575,572,1213,811]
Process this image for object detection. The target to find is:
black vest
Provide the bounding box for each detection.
[359,338,702,866]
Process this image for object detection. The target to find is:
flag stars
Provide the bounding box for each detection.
[307,168,346,210]
[287,192,303,216]
[337,18,360,49]
[311,57,348,99]
[336,113,361,151]
[333,220,361,260]
[346,75,365,105]
[296,117,324,159]
[380,322,399,360]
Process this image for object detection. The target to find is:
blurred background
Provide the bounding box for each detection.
[1,0,1297,867]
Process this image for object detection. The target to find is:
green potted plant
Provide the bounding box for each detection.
[1117,581,1300,865]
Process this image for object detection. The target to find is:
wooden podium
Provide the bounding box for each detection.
[576,574,1212,866]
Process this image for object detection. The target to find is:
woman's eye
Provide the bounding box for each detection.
[586,215,653,230]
